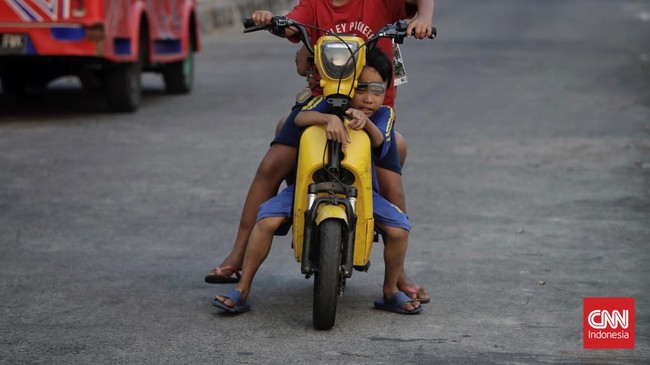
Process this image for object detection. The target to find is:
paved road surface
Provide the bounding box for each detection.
[1,0,649,363]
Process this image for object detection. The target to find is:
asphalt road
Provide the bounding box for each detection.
[1,0,649,363]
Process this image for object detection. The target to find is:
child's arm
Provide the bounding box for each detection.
[347,106,395,160]
[345,108,384,148]
[405,0,434,39]
[295,111,352,150]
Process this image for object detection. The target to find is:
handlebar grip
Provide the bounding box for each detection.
[242,17,272,33]
[243,17,256,28]
[409,26,437,39]
[389,21,437,40]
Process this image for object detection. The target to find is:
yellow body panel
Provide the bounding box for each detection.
[292,125,375,266]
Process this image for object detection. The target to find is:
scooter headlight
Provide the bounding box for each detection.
[320,41,358,79]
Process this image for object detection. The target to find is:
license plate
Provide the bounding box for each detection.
[0,33,26,55]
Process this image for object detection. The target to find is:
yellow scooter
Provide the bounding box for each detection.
[243,17,435,330]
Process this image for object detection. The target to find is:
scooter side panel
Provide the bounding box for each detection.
[342,128,375,266]
[292,125,375,266]
[293,126,328,262]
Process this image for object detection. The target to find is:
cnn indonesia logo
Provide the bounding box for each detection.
[583,297,634,349]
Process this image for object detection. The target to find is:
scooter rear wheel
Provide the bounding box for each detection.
[313,218,343,330]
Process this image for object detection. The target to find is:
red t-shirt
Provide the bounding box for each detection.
[287,0,416,108]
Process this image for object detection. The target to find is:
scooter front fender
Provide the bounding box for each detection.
[315,205,348,226]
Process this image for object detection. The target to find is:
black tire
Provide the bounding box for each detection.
[163,46,194,94]
[313,218,343,330]
[104,24,146,112]
[104,62,141,112]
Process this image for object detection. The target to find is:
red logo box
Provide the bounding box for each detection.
[583,297,634,349]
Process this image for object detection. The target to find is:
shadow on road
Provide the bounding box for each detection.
[0,77,172,117]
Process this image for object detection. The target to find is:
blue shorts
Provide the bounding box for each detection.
[256,185,411,236]
[373,192,411,231]
[256,185,295,236]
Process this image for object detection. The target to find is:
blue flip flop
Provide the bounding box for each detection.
[212,289,251,313]
[374,291,423,315]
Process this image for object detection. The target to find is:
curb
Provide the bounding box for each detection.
[197,0,297,33]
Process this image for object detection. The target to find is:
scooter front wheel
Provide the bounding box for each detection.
[313,218,343,330]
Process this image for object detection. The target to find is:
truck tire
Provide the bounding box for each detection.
[104,62,141,112]
[105,24,146,112]
[313,219,343,330]
[163,45,194,94]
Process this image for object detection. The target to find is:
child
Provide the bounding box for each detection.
[206,0,433,304]
[212,49,422,315]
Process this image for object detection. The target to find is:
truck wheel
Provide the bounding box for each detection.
[313,219,343,330]
[104,62,141,112]
[105,25,145,112]
[163,46,194,94]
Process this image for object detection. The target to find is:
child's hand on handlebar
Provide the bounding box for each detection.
[406,14,433,39]
[251,10,274,25]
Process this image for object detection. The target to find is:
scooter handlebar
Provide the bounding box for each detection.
[377,21,437,43]
[242,16,296,34]
[242,17,271,33]
[242,16,314,54]
[408,26,437,39]
[428,27,438,39]
[243,17,256,28]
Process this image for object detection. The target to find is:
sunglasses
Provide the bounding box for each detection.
[355,81,386,94]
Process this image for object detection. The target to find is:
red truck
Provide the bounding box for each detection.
[0,0,200,112]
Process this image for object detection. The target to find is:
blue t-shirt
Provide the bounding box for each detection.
[258,98,409,233]
[300,96,396,191]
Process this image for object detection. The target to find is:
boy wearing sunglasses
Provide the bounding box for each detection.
[213,48,422,315]
[206,0,434,304]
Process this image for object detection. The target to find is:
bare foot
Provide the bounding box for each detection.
[397,274,430,303]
